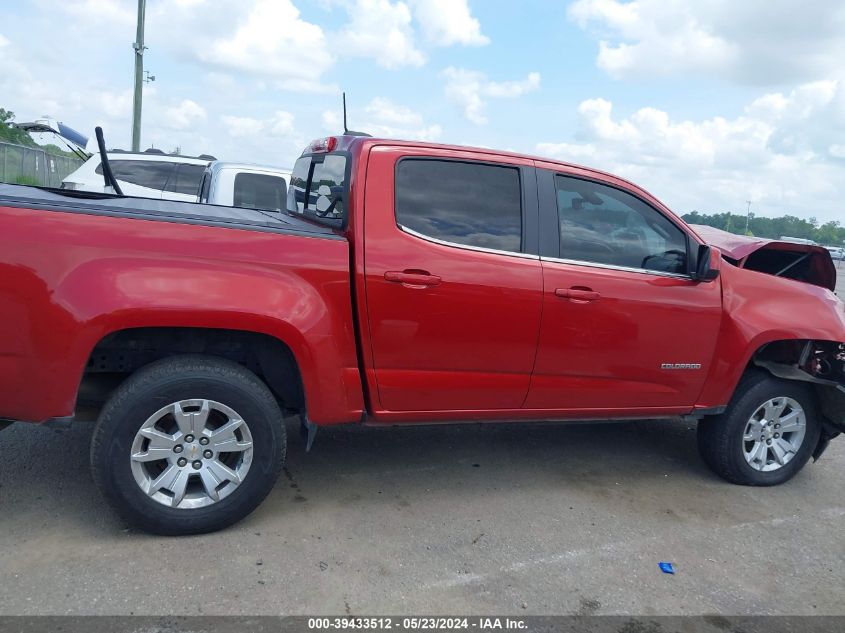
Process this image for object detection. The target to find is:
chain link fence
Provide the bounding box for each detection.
[0,141,84,188]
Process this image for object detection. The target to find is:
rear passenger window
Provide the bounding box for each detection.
[554,175,688,274]
[395,159,522,253]
[164,164,206,196]
[233,173,288,212]
[96,160,174,190]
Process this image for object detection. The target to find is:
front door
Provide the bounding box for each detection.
[526,168,722,413]
[363,147,543,413]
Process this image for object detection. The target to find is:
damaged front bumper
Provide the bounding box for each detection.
[755,341,845,460]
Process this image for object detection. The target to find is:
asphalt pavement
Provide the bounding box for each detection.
[1,413,843,615]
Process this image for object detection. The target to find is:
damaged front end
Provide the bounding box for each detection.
[692,224,836,291]
[755,340,845,460]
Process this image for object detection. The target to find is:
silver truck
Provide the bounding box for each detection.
[198,161,291,213]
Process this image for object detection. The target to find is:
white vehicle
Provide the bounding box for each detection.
[61,150,215,201]
[198,161,291,212]
[779,236,817,246]
[825,246,845,260]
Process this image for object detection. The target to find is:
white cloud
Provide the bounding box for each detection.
[221,116,264,138]
[320,99,440,140]
[221,111,296,138]
[269,111,295,136]
[2,4,313,166]
[536,79,845,221]
[61,0,134,25]
[568,0,845,84]
[360,97,441,140]
[47,0,335,92]
[336,0,425,69]
[442,67,540,124]
[165,99,207,130]
[322,110,342,132]
[366,97,422,126]
[0,29,82,124]
[197,0,335,91]
[98,89,134,119]
[410,0,489,46]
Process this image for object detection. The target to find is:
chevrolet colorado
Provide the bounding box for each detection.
[1,134,843,535]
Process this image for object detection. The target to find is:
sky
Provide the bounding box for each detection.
[1,0,844,221]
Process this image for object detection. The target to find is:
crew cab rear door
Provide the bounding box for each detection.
[526,166,723,413]
[362,146,542,413]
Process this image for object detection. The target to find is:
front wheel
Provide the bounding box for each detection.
[697,371,821,486]
[90,355,286,535]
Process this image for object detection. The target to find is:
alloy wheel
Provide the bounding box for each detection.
[742,396,806,472]
[129,399,254,509]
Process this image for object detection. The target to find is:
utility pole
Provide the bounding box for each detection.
[745,200,753,234]
[131,0,146,152]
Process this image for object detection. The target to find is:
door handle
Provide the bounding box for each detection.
[384,270,442,287]
[555,287,600,302]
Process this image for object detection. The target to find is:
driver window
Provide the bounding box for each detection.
[554,174,688,274]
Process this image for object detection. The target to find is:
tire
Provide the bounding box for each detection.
[90,355,286,535]
[697,370,820,486]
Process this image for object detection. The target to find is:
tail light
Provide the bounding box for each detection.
[308,137,338,153]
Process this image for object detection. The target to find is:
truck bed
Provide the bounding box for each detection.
[0,183,336,239]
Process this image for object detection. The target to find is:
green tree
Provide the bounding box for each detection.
[682,211,845,244]
[0,108,38,147]
[816,221,841,245]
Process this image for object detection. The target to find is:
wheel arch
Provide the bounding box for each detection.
[78,325,306,414]
[720,338,845,459]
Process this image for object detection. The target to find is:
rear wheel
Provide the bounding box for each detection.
[90,355,286,535]
[697,371,820,485]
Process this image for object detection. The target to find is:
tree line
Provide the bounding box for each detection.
[681,211,845,246]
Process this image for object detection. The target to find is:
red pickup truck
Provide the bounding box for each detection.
[2,134,844,535]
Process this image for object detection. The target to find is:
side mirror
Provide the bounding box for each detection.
[694,245,720,282]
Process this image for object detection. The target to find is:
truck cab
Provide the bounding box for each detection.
[198,161,292,213]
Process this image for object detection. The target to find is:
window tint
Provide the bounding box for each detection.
[233,173,288,212]
[287,153,347,225]
[395,159,522,253]
[164,164,206,196]
[199,171,211,203]
[96,160,174,190]
[555,175,687,274]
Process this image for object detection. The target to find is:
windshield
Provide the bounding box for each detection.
[286,153,347,227]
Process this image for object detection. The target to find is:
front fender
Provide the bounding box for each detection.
[696,262,845,409]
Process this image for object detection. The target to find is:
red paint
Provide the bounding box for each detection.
[0,206,362,424]
[527,256,723,411]
[361,146,542,412]
[2,136,845,427]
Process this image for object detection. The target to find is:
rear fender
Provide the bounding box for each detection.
[56,257,364,425]
[0,207,363,425]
